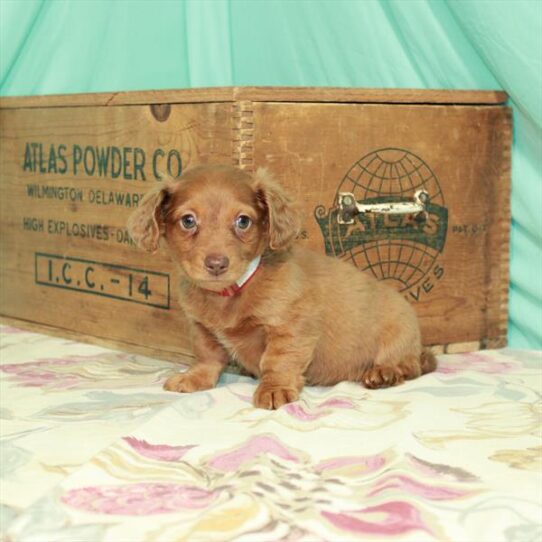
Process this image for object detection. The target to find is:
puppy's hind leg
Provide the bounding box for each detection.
[420,348,437,374]
[361,353,422,389]
[360,327,428,389]
[359,313,438,389]
[361,349,438,389]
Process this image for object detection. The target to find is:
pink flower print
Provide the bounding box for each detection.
[61,483,217,515]
[315,454,387,476]
[284,396,356,421]
[437,352,519,375]
[322,501,430,536]
[367,474,472,500]
[1,358,82,388]
[318,397,355,409]
[0,326,28,334]
[123,437,195,462]
[284,403,323,421]
[207,434,302,472]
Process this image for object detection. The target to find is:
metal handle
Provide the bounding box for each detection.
[337,190,430,224]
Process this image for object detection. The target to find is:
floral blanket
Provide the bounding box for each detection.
[1,324,541,542]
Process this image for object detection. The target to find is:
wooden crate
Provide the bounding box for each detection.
[0,87,511,359]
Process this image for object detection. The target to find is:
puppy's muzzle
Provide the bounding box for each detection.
[204,254,230,276]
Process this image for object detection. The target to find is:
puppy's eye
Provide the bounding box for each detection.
[235,215,252,230]
[180,214,197,230]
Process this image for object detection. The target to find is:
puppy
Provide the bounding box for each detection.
[128,165,436,409]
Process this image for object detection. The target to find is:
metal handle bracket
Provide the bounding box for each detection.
[337,190,430,224]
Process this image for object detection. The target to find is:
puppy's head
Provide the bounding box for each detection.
[128,165,300,290]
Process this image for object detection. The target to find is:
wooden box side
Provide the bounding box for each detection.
[0,94,512,356]
[0,102,235,362]
[244,101,512,352]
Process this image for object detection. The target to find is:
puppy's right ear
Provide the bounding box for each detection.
[253,168,300,251]
[127,184,170,252]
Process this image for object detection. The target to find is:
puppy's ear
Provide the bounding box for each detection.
[127,184,170,252]
[254,168,300,250]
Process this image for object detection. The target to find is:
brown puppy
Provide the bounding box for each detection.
[128,165,436,409]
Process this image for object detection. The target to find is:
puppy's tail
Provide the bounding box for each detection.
[420,349,437,374]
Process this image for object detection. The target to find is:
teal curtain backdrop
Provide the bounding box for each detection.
[1,0,541,348]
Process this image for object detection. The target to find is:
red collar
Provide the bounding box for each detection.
[203,256,261,297]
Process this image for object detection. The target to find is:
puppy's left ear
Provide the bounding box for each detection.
[127,184,171,252]
[254,168,301,250]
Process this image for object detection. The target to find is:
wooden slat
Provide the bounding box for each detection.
[1,315,498,362]
[484,107,512,348]
[0,86,508,110]
[0,316,194,364]
[445,341,482,354]
[234,87,508,105]
[0,88,237,109]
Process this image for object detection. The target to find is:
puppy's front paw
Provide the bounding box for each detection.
[253,383,299,410]
[163,372,215,393]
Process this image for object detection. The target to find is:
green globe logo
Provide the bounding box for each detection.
[315,148,448,292]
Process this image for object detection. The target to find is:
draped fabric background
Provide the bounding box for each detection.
[1,0,540,348]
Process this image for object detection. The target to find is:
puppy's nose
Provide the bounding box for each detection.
[204,254,230,276]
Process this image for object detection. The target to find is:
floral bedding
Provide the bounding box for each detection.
[1,324,541,542]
